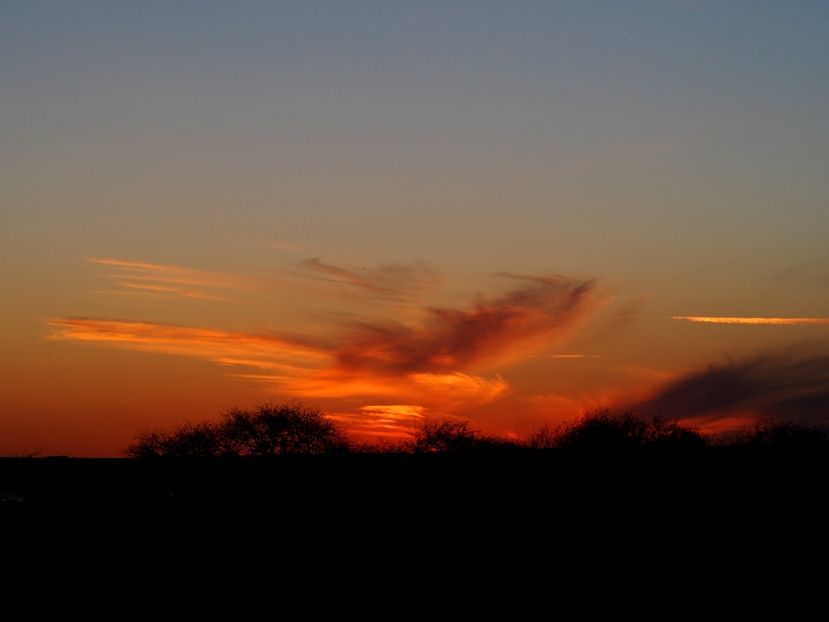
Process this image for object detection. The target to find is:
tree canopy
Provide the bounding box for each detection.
[127,402,348,458]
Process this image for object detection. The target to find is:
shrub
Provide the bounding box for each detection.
[126,402,348,458]
[536,410,707,450]
[734,420,829,449]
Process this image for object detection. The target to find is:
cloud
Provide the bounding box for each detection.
[334,274,595,374]
[87,257,251,301]
[115,282,229,301]
[46,318,326,368]
[47,266,597,442]
[245,368,508,406]
[633,352,829,426]
[672,316,829,326]
[89,255,438,304]
[299,257,441,301]
[327,404,426,439]
[48,271,596,437]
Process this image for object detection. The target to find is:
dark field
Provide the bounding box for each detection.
[3,452,827,526]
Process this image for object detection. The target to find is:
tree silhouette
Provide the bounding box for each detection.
[126,402,348,458]
[410,421,481,453]
[127,422,225,458]
[409,420,518,453]
[646,417,709,449]
[735,420,829,449]
[548,410,707,450]
[526,423,559,449]
[222,402,349,456]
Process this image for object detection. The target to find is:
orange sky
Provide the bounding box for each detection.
[3,4,829,455]
[41,257,601,446]
[0,254,819,455]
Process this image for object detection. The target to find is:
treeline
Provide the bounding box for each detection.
[127,402,829,458]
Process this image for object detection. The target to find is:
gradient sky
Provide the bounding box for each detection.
[3,2,829,455]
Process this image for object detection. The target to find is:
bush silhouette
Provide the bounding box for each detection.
[126,402,348,458]
[547,411,707,450]
[526,423,559,449]
[409,420,518,453]
[410,421,481,453]
[127,422,225,458]
[646,418,709,449]
[126,402,829,457]
[734,420,829,449]
[222,402,349,456]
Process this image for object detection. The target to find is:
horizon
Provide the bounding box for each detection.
[3,2,829,456]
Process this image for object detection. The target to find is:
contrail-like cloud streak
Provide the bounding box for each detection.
[672,316,829,326]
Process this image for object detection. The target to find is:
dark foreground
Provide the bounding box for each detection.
[5,454,828,581]
[3,451,827,525]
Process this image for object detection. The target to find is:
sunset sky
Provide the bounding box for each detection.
[3,2,829,455]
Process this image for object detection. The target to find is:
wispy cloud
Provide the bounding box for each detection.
[116,282,229,301]
[672,316,829,326]
[241,369,508,406]
[333,274,595,374]
[299,257,441,301]
[633,351,829,427]
[327,404,426,439]
[46,318,326,368]
[87,257,249,301]
[88,256,443,305]
[48,269,597,437]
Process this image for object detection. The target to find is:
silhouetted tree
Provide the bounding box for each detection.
[552,410,707,450]
[555,411,647,450]
[526,423,559,449]
[646,418,708,449]
[408,420,517,453]
[126,402,348,458]
[126,430,166,459]
[410,421,481,453]
[126,422,226,458]
[221,402,349,456]
[734,420,829,449]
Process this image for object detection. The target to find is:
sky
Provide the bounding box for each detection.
[2,2,829,455]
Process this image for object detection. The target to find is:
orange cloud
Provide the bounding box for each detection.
[46,318,326,368]
[672,316,829,326]
[327,404,426,440]
[234,370,507,409]
[87,257,255,301]
[88,256,442,306]
[49,267,600,438]
[334,275,595,374]
[117,282,230,301]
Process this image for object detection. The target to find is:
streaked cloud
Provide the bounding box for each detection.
[633,351,829,427]
[117,282,229,301]
[334,274,595,374]
[672,316,829,326]
[48,268,597,438]
[87,257,250,301]
[327,404,426,439]
[88,256,442,305]
[300,257,441,301]
[46,318,326,367]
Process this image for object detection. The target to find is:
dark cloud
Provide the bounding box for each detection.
[335,275,595,374]
[635,352,829,424]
